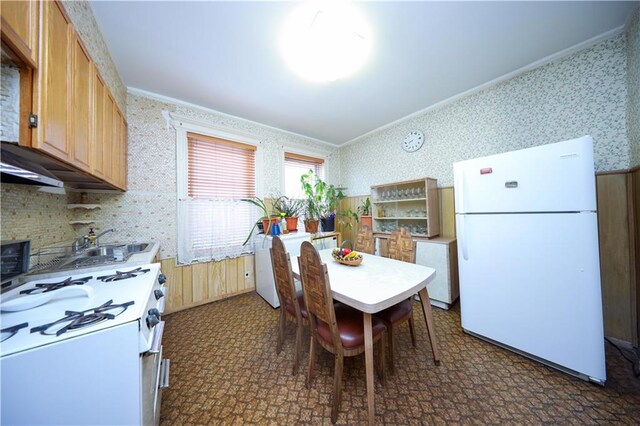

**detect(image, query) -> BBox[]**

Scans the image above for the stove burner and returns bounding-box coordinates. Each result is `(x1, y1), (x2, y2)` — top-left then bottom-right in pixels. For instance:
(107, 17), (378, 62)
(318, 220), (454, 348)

(20, 276), (93, 295)
(97, 267), (150, 282)
(31, 300), (135, 337)
(1, 322), (28, 342)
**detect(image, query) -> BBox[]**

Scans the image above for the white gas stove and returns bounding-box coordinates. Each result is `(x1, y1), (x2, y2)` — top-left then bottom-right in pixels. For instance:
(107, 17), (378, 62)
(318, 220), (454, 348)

(0, 263), (169, 425)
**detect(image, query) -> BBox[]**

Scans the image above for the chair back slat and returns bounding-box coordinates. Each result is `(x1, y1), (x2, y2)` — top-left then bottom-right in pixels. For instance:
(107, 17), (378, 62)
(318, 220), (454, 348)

(270, 236), (298, 309)
(298, 241), (337, 329)
(354, 225), (374, 255)
(387, 227), (416, 263)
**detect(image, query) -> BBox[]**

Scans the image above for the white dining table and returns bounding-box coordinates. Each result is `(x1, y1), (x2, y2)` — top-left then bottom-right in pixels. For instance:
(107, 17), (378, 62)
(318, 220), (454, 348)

(291, 249), (441, 425)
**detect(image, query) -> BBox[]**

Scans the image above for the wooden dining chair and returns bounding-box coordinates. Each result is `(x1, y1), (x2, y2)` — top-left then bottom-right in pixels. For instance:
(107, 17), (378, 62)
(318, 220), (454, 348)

(270, 236), (308, 374)
(297, 241), (386, 424)
(374, 227), (417, 373)
(354, 225), (374, 254)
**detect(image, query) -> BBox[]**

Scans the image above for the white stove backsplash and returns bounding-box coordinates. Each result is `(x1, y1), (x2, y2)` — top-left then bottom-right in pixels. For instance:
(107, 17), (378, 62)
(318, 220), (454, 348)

(0, 62), (20, 143)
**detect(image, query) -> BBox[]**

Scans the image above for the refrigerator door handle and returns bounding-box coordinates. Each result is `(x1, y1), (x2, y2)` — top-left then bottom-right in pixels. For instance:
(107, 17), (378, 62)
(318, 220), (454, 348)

(459, 215), (469, 261)
(455, 167), (465, 214)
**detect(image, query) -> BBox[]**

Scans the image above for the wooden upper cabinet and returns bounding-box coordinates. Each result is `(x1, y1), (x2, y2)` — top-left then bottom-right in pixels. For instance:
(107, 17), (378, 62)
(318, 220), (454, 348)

(1, 0), (39, 67)
(112, 107), (122, 186)
(92, 65), (106, 179)
(32, 0), (72, 162)
(120, 119), (128, 190)
(102, 93), (114, 183)
(70, 31), (92, 172)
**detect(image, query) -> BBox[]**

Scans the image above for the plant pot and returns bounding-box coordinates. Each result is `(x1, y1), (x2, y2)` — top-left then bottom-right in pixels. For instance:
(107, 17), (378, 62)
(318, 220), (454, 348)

(261, 218), (279, 234)
(360, 215), (373, 229)
(305, 219), (319, 233)
(285, 217), (299, 232)
(320, 216), (335, 232)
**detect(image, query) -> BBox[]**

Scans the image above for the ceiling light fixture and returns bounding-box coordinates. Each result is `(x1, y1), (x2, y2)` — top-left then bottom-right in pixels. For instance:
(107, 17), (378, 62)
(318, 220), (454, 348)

(280, 1), (372, 83)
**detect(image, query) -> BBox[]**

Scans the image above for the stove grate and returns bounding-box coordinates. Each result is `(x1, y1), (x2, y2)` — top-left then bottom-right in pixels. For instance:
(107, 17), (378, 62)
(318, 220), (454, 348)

(97, 267), (150, 282)
(31, 300), (135, 336)
(19, 276), (93, 295)
(1, 322), (28, 342)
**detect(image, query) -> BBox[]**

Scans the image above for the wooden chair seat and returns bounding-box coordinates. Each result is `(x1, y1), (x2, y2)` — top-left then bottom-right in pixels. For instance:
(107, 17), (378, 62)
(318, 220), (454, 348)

(373, 227), (417, 374)
(316, 303), (386, 349)
(271, 236), (306, 375)
(374, 298), (413, 324)
(298, 241), (386, 423)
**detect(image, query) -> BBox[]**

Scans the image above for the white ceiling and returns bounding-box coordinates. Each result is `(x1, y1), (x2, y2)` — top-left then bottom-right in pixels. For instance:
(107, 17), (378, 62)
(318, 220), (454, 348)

(90, 1), (637, 146)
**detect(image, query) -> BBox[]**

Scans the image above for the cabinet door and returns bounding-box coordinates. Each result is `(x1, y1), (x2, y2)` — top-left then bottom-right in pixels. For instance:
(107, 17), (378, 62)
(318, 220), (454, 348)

(112, 108), (122, 186)
(102, 93), (114, 183)
(70, 31), (92, 172)
(120, 117), (128, 189)
(1, 0), (39, 67)
(33, 0), (72, 162)
(92, 66), (106, 178)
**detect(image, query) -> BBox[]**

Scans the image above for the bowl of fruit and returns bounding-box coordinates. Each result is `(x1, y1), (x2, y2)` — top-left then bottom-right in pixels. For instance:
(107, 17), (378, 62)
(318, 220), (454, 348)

(332, 241), (363, 266)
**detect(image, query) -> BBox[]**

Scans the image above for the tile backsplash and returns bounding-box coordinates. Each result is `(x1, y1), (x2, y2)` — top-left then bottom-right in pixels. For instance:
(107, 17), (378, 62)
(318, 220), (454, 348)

(0, 184), (75, 251)
(1, 63), (20, 143)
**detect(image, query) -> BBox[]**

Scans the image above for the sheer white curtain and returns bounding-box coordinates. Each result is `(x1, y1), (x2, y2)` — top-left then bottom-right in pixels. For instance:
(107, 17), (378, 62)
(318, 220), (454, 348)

(177, 198), (257, 264)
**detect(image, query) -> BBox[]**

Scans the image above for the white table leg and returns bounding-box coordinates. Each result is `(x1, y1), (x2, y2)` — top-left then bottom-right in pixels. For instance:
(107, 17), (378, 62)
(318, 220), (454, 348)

(418, 287), (441, 365)
(364, 312), (375, 425)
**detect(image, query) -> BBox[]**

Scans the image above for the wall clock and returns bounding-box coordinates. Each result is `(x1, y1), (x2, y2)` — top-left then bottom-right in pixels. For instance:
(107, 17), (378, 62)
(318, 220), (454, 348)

(402, 130), (424, 152)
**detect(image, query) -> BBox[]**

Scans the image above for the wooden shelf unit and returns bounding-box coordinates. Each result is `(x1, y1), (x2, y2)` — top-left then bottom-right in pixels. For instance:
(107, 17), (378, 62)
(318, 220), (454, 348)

(370, 177), (440, 239)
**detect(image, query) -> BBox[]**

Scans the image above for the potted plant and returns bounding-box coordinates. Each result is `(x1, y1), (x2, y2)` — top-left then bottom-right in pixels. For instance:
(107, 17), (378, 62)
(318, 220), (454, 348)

(300, 170), (345, 232)
(357, 197), (372, 229)
(241, 197), (279, 245)
(272, 195), (304, 232)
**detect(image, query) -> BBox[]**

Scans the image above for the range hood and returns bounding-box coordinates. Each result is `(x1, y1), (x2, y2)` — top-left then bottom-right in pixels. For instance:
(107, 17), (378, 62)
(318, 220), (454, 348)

(0, 146), (64, 188)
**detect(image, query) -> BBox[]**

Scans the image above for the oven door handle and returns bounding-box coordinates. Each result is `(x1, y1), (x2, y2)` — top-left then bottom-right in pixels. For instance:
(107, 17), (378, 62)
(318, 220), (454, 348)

(148, 321), (164, 354)
(159, 359), (170, 389)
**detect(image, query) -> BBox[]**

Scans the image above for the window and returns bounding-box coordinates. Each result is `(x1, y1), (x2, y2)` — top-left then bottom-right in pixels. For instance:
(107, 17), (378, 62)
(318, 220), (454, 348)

(284, 152), (324, 198)
(178, 131), (258, 263)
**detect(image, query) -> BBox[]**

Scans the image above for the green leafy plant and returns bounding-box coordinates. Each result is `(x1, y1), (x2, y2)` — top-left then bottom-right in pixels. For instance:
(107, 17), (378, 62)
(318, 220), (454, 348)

(338, 208), (359, 229)
(272, 194), (304, 218)
(357, 197), (371, 216)
(241, 197), (276, 245)
(300, 170), (345, 219)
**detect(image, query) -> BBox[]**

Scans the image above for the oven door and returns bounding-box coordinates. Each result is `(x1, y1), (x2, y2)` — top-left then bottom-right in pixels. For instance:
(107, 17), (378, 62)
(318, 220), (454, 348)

(141, 321), (170, 426)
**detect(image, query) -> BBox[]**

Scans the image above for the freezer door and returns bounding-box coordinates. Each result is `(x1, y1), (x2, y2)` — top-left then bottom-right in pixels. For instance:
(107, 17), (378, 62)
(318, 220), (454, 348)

(453, 135), (597, 213)
(456, 212), (605, 382)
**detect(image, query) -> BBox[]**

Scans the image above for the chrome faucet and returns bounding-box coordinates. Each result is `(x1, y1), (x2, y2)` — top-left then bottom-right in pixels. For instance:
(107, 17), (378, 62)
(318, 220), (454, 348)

(72, 234), (90, 254)
(95, 228), (115, 247)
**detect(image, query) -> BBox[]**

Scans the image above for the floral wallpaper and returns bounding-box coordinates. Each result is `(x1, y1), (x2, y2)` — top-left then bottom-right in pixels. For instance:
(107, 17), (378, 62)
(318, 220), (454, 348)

(339, 34), (629, 193)
(627, 6), (640, 168)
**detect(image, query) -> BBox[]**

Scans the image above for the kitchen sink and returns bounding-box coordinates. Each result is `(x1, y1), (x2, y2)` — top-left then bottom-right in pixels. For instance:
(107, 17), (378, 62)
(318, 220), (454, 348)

(29, 242), (155, 274)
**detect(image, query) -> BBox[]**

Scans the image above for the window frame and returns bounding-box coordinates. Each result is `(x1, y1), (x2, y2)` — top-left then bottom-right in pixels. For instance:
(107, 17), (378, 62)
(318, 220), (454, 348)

(280, 145), (329, 197)
(172, 114), (264, 200)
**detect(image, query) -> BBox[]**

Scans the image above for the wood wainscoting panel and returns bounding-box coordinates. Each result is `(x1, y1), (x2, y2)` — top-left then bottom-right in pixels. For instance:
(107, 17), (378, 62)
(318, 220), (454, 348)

(439, 187), (456, 238)
(597, 173), (633, 342)
(161, 258), (183, 312)
(162, 255), (256, 314)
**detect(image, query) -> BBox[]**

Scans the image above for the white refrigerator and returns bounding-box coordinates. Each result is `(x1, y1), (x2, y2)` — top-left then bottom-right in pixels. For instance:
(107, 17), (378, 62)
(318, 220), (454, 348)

(453, 135), (606, 384)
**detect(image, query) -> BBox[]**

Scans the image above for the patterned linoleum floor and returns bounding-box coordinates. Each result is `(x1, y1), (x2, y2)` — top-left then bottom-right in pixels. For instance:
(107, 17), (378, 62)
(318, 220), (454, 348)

(160, 293), (640, 425)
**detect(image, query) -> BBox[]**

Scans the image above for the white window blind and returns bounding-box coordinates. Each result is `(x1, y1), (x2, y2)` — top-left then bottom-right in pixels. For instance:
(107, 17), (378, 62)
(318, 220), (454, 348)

(284, 152), (324, 199)
(177, 132), (257, 263)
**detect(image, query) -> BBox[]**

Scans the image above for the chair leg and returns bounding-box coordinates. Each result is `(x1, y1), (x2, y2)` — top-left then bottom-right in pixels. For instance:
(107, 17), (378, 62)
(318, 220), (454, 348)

(388, 324), (395, 374)
(331, 352), (344, 424)
(377, 335), (386, 386)
(277, 309), (286, 355)
(408, 315), (417, 347)
(293, 320), (303, 375)
(306, 334), (316, 389)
